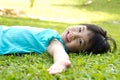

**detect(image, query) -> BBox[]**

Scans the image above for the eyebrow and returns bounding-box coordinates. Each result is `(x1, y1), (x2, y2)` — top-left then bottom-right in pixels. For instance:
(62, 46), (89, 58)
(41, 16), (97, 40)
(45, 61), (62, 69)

(82, 39), (86, 47)
(82, 27), (85, 31)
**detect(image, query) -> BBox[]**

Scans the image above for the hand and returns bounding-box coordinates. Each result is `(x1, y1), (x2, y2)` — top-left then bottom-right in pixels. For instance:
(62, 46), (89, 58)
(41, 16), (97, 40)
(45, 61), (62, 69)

(47, 60), (71, 75)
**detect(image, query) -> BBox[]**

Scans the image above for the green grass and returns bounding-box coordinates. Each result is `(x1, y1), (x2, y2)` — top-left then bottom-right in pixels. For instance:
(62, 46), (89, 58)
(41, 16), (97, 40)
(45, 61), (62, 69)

(0, 0), (120, 80)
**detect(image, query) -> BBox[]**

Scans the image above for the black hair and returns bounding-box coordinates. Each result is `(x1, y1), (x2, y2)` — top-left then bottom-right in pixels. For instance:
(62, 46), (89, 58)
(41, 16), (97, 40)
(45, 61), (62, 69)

(80, 24), (117, 54)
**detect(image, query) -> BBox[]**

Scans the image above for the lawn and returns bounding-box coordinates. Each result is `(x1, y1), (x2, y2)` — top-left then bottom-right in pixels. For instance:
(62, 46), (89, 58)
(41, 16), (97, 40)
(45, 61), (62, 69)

(0, 0), (120, 80)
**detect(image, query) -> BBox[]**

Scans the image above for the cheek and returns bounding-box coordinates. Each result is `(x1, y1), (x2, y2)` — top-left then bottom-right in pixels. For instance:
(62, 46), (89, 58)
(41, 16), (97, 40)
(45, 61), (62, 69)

(66, 40), (80, 52)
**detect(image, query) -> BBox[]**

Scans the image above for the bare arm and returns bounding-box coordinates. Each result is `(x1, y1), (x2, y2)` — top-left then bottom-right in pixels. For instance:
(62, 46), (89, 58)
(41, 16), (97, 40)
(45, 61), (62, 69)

(47, 40), (71, 74)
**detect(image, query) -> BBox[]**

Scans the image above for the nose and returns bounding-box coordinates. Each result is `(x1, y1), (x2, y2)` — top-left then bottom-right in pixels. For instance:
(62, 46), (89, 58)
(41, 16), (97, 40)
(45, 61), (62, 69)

(70, 31), (79, 40)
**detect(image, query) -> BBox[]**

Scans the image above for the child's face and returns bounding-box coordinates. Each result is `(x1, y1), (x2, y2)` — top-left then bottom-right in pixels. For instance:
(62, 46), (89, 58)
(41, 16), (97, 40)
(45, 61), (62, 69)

(61, 25), (94, 53)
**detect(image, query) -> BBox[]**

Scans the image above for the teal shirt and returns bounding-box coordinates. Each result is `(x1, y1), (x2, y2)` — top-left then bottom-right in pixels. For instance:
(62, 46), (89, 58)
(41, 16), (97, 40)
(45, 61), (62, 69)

(0, 26), (68, 55)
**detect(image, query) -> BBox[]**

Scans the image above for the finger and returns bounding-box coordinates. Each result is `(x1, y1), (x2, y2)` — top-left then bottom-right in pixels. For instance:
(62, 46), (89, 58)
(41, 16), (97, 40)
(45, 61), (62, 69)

(47, 67), (52, 72)
(65, 60), (71, 67)
(47, 65), (53, 72)
(49, 68), (63, 75)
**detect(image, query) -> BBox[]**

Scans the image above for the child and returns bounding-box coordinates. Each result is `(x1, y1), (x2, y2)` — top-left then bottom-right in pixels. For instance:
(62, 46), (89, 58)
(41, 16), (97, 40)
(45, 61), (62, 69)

(0, 24), (116, 74)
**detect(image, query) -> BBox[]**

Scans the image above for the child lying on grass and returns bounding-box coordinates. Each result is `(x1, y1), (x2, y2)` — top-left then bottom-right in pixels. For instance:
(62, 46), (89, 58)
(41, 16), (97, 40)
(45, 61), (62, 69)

(0, 24), (116, 74)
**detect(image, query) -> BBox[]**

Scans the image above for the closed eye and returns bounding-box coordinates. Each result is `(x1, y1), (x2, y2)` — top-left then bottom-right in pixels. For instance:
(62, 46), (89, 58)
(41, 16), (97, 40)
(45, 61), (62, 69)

(79, 28), (81, 32)
(79, 39), (86, 47)
(79, 39), (82, 45)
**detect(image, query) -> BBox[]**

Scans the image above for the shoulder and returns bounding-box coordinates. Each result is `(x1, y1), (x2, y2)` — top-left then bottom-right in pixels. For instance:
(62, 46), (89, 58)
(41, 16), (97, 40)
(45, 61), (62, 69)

(47, 39), (64, 53)
(48, 39), (64, 48)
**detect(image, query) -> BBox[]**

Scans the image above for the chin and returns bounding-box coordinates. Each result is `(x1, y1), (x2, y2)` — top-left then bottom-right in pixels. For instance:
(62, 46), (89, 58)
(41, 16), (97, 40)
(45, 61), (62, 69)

(61, 33), (66, 42)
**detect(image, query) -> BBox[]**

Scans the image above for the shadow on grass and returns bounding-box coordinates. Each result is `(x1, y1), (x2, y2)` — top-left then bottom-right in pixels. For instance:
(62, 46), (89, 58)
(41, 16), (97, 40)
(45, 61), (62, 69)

(0, 16), (70, 28)
(0, 16), (75, 35)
